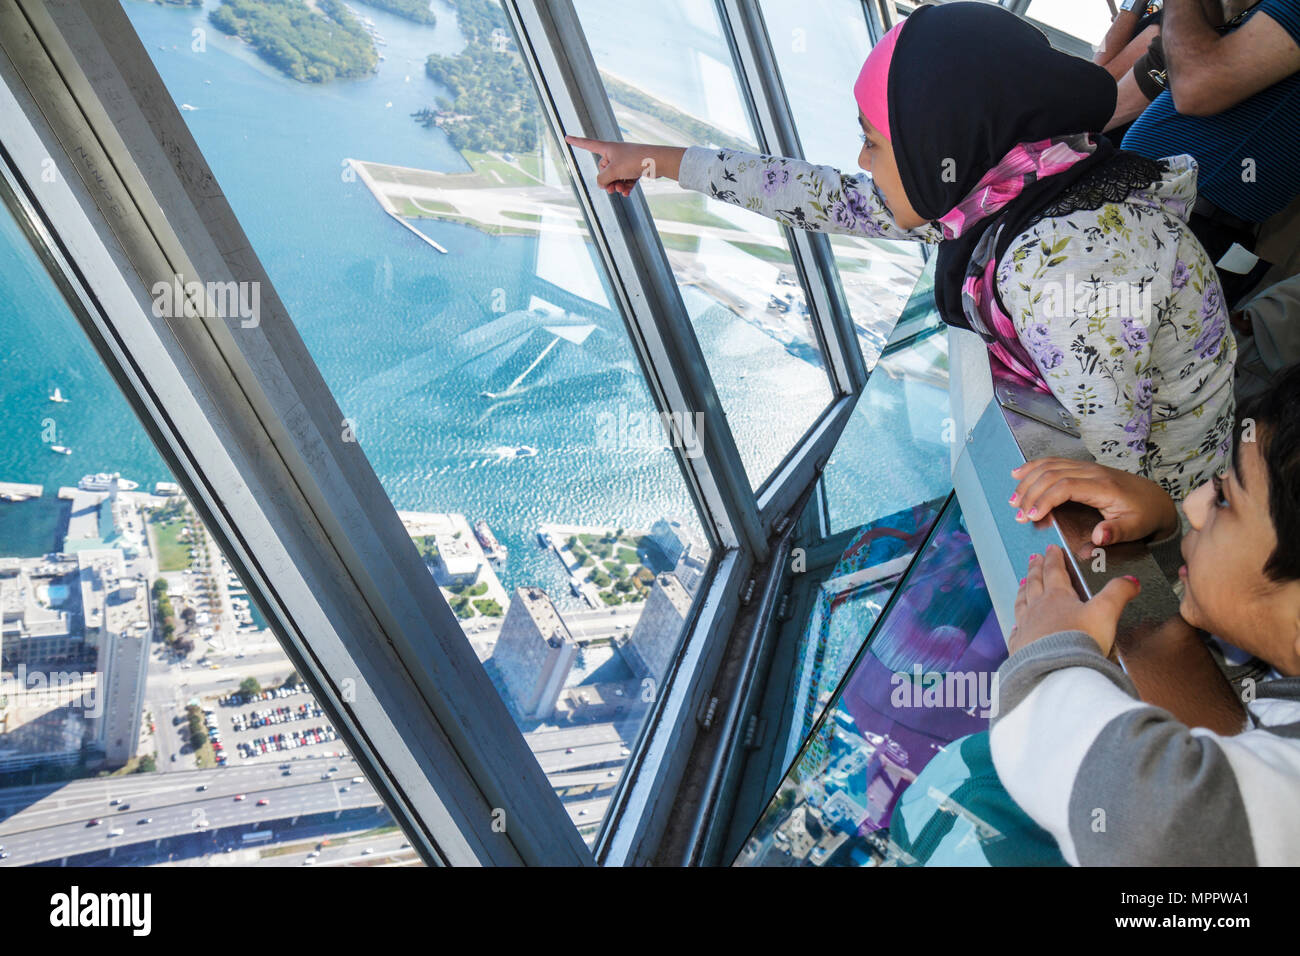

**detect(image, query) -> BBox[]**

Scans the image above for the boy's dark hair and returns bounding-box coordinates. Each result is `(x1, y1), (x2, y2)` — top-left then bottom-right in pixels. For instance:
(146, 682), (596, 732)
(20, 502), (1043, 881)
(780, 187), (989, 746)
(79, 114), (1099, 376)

(1234, 362), (1300, 583)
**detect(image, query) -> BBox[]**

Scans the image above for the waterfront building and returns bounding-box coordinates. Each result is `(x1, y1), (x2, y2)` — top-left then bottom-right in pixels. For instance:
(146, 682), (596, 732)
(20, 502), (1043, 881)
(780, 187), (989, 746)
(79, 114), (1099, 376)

(429, 532), (481, 588)
(622, 572), (692, 685)
(490, 587), (577, 721)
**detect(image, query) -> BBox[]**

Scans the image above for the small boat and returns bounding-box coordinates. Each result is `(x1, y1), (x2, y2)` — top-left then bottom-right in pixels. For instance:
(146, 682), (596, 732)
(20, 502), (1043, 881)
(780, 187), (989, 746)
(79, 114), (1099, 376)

(515, 445), (538, 458)
(49, 387), (69, 403)
(180, 103), (198, 112)
(50, 445), (72, 455)
(538, 531), (552, 548)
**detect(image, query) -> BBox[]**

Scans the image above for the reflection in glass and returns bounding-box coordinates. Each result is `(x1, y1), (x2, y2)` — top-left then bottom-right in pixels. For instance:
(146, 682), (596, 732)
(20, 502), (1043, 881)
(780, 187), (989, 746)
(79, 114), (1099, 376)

(572, 0), (837, 487)
(0, 186), (407, 866)
(123, 0), (712, 844)
(821, 261), (950, 534)
(757, 0), (927, 366)
(734, 500), (1006, 867)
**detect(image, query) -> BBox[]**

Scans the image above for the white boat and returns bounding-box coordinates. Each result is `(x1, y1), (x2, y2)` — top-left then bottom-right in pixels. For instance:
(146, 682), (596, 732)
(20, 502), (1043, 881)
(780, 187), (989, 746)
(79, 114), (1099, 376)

(50, 445), (72, 455)
(180, 103), (197, 111)
(515, 445), (538, 458)
(78, 472), (139, 492)
(48, 387), (69, 403)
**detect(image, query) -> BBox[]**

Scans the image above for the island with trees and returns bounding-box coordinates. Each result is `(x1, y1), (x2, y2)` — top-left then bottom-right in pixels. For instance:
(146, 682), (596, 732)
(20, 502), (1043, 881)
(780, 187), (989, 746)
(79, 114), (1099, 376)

(422, 0), (539, 154)
(209, 0), (378, 83)
(362, 0), (437, 24)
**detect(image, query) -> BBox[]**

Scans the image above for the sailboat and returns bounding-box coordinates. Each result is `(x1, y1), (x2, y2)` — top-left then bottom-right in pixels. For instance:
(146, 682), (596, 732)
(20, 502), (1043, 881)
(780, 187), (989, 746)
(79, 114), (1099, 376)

(49, 387), (69, 403)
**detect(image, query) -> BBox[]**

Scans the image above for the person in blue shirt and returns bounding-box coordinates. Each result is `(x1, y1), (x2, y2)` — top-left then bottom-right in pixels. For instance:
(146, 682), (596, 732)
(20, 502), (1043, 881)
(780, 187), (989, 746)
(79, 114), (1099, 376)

(1114, 0), (1300, 306)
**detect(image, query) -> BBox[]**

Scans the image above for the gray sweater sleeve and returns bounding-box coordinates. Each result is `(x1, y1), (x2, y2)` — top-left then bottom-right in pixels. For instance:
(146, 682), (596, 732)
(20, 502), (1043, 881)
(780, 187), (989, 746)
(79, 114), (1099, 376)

(990, 630), (1258, 866)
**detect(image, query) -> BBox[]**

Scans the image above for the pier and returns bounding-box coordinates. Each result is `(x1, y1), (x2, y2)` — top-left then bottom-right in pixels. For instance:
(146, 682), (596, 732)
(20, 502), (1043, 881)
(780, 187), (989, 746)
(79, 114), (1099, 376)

(0, 481), (43, 501)
(346, 158), (448, 254)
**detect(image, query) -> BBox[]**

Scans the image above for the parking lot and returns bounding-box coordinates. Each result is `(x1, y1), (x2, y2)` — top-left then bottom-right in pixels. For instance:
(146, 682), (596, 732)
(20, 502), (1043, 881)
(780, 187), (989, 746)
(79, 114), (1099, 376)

(200, 686), (344, 767)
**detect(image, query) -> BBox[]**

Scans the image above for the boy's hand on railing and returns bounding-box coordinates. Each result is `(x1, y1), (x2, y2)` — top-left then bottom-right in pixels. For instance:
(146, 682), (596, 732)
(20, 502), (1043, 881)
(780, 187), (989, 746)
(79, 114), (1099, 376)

(1009, 457), (1180, 546)
(1008, 545), (1141, 656)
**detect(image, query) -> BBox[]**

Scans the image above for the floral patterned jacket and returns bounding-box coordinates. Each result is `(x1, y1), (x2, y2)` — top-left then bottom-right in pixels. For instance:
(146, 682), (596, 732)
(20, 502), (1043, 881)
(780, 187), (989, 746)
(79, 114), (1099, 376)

(677, 146), (1236, 500)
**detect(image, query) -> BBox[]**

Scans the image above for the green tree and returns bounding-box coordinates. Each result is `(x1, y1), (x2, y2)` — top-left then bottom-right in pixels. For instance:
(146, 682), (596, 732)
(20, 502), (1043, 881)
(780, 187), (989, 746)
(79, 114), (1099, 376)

(240, 677), (262, 698)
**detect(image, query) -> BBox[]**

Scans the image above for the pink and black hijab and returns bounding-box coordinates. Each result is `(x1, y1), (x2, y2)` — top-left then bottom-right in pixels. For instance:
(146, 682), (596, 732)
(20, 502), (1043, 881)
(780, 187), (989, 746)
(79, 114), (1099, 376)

(858, 2), (1163, 387)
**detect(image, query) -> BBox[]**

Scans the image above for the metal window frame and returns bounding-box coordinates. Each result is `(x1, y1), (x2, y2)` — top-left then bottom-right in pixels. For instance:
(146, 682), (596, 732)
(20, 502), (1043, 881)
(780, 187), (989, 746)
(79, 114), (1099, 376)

(506, 0), (946, 860)
(2, 0), (598, 866)
(715, 0), (876, 527)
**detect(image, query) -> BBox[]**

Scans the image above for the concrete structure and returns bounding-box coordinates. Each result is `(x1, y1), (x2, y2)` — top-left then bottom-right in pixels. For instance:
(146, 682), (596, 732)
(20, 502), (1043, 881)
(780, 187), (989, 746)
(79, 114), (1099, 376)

(490, 587), (577, 721)
(622, 572), (692, 685)
(0, 557), (83, 669)
(650, 516), (709, 595)
(649, 516), (706, 567)
(76, 549), (151, 765)
(430, 532), (481, 588)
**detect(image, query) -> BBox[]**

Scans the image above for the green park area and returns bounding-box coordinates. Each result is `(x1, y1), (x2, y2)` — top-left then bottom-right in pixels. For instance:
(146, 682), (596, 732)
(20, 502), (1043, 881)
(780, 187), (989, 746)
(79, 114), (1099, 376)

(568, 530), (657, 607)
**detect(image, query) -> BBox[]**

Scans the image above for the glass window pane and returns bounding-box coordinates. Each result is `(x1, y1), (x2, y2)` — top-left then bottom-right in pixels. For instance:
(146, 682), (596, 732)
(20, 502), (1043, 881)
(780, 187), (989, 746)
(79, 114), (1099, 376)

(571, 0), (837, 487)
(1026, 0), (1114, 48)
(734, 499), (1006, 867)
(821, 261), (950, 534)
(0, 186), (410, 866)
(757, 0), (927, 366)
(123, 0), (713, 846)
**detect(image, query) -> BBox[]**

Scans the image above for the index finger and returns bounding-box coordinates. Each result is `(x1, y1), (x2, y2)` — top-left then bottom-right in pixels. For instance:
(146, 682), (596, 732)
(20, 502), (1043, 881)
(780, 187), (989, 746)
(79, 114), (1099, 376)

(564, 135), (606, 154)
(1041, 544), (1075, 595)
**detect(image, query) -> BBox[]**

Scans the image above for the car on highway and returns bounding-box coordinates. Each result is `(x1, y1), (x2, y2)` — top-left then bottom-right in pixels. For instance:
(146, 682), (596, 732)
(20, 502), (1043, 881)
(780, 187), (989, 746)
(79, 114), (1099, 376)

(302, 857), (315, 865)
(86, 819), (102, 827)
(351, 777), (363, 784)
(107, 828), (124, 837)
(109, 797), (121, 805)
(361, 848), (374, 855)
(138, 818), (152, 825)
(0, 850), (9, 860)
(234, 794), (246, 801)
(257, 798), (269, 806)
(116, 803), (130, 811)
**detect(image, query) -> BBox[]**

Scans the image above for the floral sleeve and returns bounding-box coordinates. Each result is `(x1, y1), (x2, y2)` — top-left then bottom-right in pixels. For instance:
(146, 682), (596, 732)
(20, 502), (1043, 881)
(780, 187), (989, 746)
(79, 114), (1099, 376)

(677, 145), (943, 243)
(998, 209), (1236, 500)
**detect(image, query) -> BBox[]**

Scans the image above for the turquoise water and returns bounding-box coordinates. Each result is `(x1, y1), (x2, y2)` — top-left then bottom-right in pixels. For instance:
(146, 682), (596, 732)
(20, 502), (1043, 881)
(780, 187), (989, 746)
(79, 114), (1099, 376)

(0, 0), (943, 605)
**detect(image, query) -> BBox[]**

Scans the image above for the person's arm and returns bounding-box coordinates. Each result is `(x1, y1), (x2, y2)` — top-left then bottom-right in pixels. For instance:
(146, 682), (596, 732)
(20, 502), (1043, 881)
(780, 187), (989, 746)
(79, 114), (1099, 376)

(989, 546), (1267, 866)
(1163, 0), (1300, 115)
(1095, 7), (1143, 66)
(1100, 22), (1162, 80)
(564, 135), (942, 243)
(674, 146), (942, 243)
(1105, 64), (1157, 129)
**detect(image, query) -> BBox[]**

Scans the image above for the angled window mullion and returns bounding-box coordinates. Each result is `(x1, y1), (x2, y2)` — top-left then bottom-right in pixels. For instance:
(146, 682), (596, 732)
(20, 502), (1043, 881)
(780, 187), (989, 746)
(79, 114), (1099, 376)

(718, 0), (868, 400)
(504, 0), (767, 562)
(714, 0), (873, 527)
(2, 0), (590, 867)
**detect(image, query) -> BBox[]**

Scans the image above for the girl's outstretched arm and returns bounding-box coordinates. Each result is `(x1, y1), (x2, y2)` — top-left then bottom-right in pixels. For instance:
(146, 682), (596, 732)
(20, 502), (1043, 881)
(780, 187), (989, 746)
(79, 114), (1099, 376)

(565, 135), (939, 243)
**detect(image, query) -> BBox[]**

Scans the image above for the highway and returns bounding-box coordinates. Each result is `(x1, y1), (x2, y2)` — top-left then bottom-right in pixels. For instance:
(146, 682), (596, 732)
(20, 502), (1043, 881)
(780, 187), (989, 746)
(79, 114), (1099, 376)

(0, 758), (378, 866)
